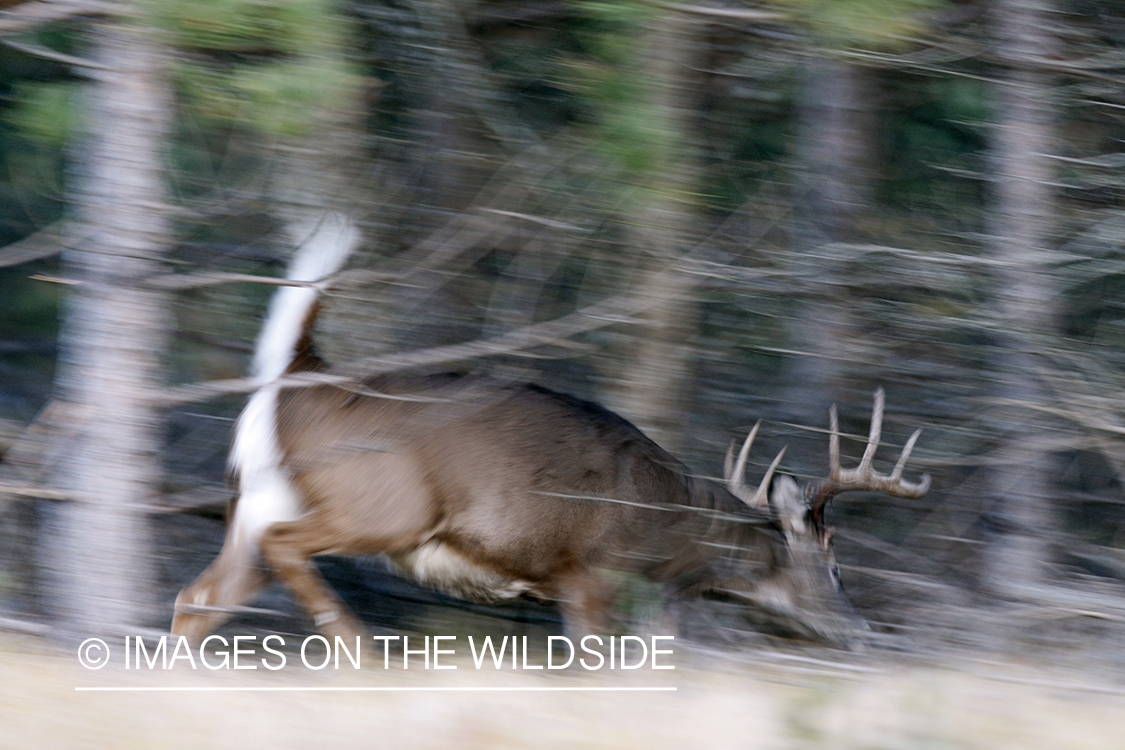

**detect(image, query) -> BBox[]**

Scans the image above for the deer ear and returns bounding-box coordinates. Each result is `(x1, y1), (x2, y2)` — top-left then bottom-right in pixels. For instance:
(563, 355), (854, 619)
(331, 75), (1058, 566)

(768, 475), (808, 536)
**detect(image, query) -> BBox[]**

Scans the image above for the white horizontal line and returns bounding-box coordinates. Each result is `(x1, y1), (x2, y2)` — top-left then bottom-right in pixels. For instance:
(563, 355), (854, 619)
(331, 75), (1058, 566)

(75, 686), (677, 693)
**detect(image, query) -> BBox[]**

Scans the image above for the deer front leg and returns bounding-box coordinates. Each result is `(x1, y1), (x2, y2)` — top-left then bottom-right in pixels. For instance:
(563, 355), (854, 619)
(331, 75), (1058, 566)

(554, 568), (617, 641)
(259, 517), (368, 643)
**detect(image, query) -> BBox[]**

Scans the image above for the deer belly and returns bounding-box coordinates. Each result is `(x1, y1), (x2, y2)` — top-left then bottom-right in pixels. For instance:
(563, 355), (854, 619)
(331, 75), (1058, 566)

(389, 541), (533, 603)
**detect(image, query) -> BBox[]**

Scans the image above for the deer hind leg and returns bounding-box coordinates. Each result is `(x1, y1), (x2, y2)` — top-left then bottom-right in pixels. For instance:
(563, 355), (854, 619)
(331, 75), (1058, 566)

(258, 512), (369, 642)
(258, 452), (438, 641)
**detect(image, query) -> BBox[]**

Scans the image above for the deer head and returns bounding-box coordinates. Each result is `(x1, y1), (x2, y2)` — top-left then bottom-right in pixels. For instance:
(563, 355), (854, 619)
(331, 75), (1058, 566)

(718, 387), (930, 644)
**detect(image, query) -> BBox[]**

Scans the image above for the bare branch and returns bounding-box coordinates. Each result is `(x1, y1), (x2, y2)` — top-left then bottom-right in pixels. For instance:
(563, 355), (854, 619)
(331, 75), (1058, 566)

(0, 0), (120, 33)
(159, 290), (656, 405)
(159, 376), (261, 406)
(0, 36), (114, 71)
(146, 268), (397, 292)
(0, 482), (70, 501)
(478, 207), (583, 231)
(637, 1), (786, 22)
(0, 222), (66, 268)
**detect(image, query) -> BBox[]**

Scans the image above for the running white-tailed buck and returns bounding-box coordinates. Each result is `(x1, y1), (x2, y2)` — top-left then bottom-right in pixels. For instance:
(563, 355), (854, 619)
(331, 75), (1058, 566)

(172, 214), (931, 646)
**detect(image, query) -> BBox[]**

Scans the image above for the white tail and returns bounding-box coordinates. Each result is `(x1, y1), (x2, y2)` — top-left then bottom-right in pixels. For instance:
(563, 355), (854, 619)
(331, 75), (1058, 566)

(250, 214), (359, 383)
(173, 237), (930, 646)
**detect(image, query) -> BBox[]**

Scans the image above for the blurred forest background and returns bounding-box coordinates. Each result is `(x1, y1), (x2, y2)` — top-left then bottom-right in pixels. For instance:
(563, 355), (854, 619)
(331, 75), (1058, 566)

(1, 0), (1125, 664)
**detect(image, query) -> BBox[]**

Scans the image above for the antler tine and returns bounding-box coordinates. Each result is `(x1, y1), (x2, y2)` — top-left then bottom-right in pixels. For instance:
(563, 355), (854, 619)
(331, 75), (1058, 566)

(750, 446), (787, 509)
(816, 388), (931, 506)
(725, 420), (761, 491)
(834, 387), (884, 485)
(856, 386), (884, 475)
(828, 403), (841, 482)
(891, 428), (922, 481)
(890, 428), (931, 496)
(726, 421), (787, 509)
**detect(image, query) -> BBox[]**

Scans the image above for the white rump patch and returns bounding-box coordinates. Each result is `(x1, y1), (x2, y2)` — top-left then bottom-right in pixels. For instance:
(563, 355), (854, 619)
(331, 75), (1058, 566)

(391, 541), (532, 603)
(228, 384), (302, 546)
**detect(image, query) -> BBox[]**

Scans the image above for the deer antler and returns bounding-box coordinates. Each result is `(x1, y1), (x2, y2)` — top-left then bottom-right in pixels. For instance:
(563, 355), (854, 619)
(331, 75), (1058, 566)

(810, 388), (930, 519)
(725, 420), (787, 509)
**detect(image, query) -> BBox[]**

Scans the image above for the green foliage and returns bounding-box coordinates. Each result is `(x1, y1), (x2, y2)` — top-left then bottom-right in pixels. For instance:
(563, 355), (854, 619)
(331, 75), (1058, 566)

(567, 49), (675, 178)
(774, 0), (948, 50)
(172, 54), (357, 136)
(575, 1), (650, 64)
(233, 57), (354, 136)
(144, 0), (361, 136)
(600, 107), (673, 176)
(564, 3), (678, 188)
(143, 0), (337, 55)
(4, 83), (78, 149)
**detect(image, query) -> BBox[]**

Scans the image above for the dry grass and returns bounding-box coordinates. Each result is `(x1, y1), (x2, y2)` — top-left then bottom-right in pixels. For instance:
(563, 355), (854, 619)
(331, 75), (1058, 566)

(2, 632), (1123, 750)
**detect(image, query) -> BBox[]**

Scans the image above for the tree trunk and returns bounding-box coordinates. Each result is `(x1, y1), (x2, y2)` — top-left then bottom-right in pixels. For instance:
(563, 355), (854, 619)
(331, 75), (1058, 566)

(42, 18), (173, 638)
(603, 8), (702, 452)
(982, 0), (1060, 596)
(785, 56), (879, 444)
